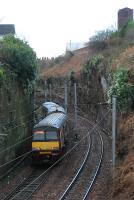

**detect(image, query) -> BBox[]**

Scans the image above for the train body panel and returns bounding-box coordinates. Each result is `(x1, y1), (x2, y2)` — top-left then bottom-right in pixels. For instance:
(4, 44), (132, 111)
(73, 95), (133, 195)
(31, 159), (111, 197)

(32, 141), (60, 152)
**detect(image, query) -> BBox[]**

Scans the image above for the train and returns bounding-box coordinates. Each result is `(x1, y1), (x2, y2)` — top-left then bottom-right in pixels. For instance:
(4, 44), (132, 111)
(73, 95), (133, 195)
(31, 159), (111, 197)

(32, 102), (67, 164)
(42, 101), (66, 116)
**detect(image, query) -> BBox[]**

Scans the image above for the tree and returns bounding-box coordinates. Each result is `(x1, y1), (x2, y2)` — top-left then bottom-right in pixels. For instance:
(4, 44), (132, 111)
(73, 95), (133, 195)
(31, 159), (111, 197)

(0, 35), (38, 88)
(108, 68), (134, 112)
(88, 29), (115, 50)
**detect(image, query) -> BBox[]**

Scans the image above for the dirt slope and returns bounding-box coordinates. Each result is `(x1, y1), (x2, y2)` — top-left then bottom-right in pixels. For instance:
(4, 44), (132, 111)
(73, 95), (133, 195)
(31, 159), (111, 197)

(39, 44), (134, 200)
(112, 46), (134, 71)
(112, 46), (134, 200)
(40, 47), (90, 78)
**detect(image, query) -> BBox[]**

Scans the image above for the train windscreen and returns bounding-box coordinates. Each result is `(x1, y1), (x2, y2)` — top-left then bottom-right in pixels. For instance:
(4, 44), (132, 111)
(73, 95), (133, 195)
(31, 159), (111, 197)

(46, 131), (58, 140)
(32, 130), (58, 141)
(32, 131), (45, 141)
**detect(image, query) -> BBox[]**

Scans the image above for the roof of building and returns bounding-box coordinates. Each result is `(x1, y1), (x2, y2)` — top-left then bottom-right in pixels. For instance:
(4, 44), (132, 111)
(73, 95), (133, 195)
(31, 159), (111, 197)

(0, 24), (15, 35)
(118, 7), (133, 13)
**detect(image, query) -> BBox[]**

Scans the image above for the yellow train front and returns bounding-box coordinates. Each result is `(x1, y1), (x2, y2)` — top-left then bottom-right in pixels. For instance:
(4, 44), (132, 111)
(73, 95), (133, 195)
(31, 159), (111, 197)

(32, 112), (67, 164)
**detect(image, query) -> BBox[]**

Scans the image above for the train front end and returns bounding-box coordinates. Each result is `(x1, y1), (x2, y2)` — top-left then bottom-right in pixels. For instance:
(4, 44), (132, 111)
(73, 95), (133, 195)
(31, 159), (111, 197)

(32, 128), (61, 164)
(32, 112), (67, 164)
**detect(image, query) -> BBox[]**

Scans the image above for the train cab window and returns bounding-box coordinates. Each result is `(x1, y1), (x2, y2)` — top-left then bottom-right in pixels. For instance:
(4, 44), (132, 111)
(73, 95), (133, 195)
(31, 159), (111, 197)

(32, 131), (45, 141)
(46, 131), (58, 140)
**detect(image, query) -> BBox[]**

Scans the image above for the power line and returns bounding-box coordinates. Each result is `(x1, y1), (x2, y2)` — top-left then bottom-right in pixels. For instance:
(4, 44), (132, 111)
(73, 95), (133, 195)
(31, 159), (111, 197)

(0, 106), (47, 154)
(0, 94), (34, 114)
(0, 151), (32, 169)
(0, 136), (32, 154)
(0, 101), (41, 126)
(0, 105), (43, 132)
(11, 110), (111, 199)
(0, 106), (46, 154)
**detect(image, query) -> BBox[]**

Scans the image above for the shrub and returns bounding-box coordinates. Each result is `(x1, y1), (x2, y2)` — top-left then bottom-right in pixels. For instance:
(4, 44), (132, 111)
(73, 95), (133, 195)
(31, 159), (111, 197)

(88, 29), (115, 51)
(0, 35), (38, 88)
(68, 70), (76, 85)
(108, 68), (134, 112)
(0, 67), (5, 83)
(119, 20), (134, 37)
(117, 143), (128, 158)
(82, 54), (104, 77)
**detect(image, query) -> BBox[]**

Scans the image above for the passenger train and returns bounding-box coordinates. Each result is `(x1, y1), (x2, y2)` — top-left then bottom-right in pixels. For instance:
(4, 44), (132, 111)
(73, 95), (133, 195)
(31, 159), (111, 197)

(32, 102), (67, 164)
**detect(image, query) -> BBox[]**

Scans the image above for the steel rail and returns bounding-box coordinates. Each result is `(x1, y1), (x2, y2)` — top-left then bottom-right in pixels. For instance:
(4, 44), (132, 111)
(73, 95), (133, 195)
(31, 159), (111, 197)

(77, 108), (112, 139)
(2, 112), (106, 200)
(0, 154), (29, 181)
(59, 114), (104, 200)
(59, 133), (91, 200)
(83, 122), (104, 200)
(2, 125), (92, 200)
(78, 115), (104, 200)
(2, 168), (47, 200)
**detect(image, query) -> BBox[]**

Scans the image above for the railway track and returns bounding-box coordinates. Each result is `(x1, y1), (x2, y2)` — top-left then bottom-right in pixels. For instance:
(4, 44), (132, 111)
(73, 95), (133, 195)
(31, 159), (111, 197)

(0, 153), (32, 182)
(31, 114), (105, 200)
(1, 127), (89, 200)
(1, 113), (105, 200)
(58, 115), (104, 200)
(31, 114), (92, 200)
(2, 167), (49, 200)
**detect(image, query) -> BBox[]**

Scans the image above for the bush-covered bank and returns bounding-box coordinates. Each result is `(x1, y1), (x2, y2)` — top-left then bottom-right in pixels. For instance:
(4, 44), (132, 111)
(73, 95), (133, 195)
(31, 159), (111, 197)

(0, 35), (38, 173)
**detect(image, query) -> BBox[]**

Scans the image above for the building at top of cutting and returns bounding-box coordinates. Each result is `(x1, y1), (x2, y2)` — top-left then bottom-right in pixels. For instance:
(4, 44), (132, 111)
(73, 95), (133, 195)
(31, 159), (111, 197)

(118, 7), (133, 29)
(0, 24), (15, 39)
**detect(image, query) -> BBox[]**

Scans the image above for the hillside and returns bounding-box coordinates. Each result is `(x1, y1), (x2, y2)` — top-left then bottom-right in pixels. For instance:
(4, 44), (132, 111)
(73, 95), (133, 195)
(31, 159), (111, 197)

(40, 47), (90, 78)
(112, 46), (134, 71)
(39, 40), (134, 199)
(111, 46), (134, 200)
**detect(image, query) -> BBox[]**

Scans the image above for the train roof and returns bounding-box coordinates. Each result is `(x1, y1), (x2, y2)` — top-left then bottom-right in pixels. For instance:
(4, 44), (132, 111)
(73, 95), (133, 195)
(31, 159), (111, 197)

(34, 112), (67, 130)
(42, 101), (66, 114)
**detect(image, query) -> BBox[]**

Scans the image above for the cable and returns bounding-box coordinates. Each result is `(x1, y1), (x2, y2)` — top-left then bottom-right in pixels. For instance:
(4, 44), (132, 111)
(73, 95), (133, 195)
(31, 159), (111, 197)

(0, 96), (34, 117)
(0, 150), (32, 169)
(1, 118), (33, 133)
(0, 103), (42, 127)
(0, 104), (43, 133)
(11, 110), (110, 199)
(0, 106), (44, 154)
(0, 88), (45, 124)
(0, 105), (110, 162)
(77, 107), (112, 137)
(0, 135), (32, 154)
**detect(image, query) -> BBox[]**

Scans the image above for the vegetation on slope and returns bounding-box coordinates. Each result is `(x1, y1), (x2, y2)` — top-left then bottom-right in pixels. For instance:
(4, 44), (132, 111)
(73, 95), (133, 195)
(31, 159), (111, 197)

(108, 68), (134, 112)
(40, 47), (90, 78)
(87, 23), (134, 199)
(0, 35), (38, 89)
(0, 35), (38, 173)
(38, 21), (134, 199)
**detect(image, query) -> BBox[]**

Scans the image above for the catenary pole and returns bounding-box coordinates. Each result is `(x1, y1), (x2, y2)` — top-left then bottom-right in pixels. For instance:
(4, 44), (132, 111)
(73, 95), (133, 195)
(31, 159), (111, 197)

(74, 83), (77, 129)
(64, 81), (68, 113)
(49, 83), (52, 101)
(112, 96), (116, 168)
(44, 80), (47, 102)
